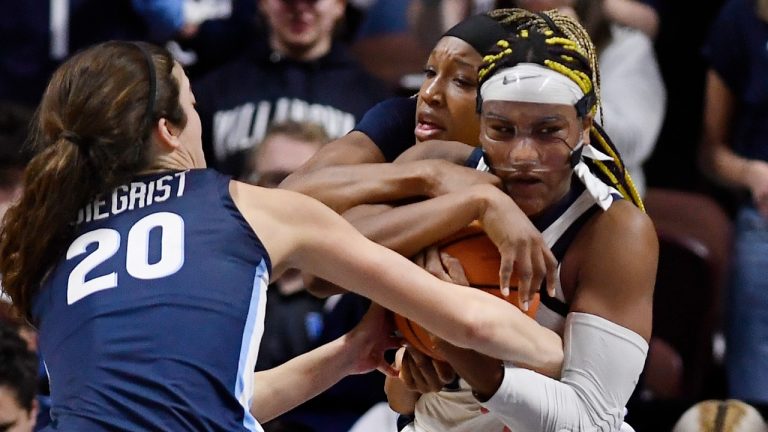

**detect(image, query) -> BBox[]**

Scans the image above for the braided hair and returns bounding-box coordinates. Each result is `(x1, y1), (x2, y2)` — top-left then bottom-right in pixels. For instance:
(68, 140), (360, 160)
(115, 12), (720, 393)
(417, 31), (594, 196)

(477, 8), (644, 210)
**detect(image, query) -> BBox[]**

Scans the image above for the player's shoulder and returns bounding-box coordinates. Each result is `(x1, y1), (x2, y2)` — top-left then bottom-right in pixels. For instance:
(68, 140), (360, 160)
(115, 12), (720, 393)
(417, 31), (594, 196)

(599, 199), (653, 233)
(230, 180), (331, 222)
(588, 199), (658, 256)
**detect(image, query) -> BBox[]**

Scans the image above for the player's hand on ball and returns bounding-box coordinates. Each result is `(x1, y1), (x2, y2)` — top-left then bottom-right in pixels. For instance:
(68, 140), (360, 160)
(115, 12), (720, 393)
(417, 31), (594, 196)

(414, 246), (469, 285)
(348, 303), (402, 377)
(479, 191), (557, 306)
(399, 346), (456, 393)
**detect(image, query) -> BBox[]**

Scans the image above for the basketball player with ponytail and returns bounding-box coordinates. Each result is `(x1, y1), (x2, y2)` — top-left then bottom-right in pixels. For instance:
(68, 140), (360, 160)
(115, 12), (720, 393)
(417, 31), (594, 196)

(381, 9), (657, 432)
(0, 40), (569, 431)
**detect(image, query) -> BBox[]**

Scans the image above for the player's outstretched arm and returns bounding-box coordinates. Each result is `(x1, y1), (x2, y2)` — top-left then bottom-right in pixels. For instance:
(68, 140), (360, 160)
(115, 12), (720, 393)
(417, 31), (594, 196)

(250, 304), (400, 422)
(476, 202), (657, 431)
(280, 132), (499, 214)
(278, 132), (426, 213)
(341, 181), (557, 311)
(230, 181), (563, 370)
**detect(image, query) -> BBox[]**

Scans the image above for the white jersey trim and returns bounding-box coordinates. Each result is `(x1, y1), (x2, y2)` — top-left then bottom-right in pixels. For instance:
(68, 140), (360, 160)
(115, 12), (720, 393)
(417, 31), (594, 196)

(234, 259), (270, 431)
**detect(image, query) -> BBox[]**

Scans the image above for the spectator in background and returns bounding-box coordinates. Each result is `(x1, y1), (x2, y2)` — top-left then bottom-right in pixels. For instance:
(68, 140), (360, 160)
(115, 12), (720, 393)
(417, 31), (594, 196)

(0, 319), (38, 432)
(406, 0), (511, 52)
(132, 0), (238, 44)
(644, 0), (725, 193)
(699, 0), (768, 416)
(602, 0), (660, 40)
(495, 0), (660, 38)
(0, 0), (259, 106)
(0, 103), (50, 431)
(0, 0), (148, 106)
(348, 0), (426, 90)
(0, 102), (32, 220)
(406, 0), (659, 48)
(131, 0), (258, 79)
(244, 121), (327, 188)
(194, 0), (391, 178)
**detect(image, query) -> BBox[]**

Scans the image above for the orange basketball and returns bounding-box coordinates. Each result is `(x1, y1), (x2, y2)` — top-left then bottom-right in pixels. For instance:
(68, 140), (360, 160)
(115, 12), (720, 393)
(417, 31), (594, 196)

(395, 222), (540, 361)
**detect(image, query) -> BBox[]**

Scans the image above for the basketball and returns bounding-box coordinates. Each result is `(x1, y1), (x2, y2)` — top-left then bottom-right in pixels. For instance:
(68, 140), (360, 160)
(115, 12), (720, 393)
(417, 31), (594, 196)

(395, 223), (541, 361)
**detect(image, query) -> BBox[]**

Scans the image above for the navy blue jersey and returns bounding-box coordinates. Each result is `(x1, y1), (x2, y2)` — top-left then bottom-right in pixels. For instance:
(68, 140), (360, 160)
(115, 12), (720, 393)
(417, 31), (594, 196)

(352, 96), (417, 162)
(32, 169), (271, 431)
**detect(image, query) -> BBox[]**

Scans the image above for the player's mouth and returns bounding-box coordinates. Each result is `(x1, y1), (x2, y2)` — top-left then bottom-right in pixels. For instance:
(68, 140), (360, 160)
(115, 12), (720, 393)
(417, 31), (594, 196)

(415, 112), (446, 141)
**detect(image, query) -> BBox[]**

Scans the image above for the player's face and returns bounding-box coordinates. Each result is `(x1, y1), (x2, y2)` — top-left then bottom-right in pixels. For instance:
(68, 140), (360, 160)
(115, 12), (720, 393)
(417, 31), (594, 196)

(415, 36), (483, 145)
(260, 0), (345, 56)
(0, 386), (36, 432)
(480, 100), (588, 216)
(172, 63), (205, 168)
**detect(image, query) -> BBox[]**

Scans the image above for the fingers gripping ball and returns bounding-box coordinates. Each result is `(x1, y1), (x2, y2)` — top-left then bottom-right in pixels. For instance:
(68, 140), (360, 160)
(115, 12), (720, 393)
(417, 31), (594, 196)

(395, 223), (541, 361)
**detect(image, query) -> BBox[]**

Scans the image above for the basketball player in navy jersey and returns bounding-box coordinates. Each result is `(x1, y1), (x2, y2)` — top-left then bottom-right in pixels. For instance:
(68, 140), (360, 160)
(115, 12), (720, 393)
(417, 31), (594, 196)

(0, 41), (567, 431)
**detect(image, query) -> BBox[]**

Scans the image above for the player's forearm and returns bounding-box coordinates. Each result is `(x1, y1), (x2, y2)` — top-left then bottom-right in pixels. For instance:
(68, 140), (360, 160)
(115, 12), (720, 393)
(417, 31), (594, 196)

(287, 188), (548, 362)
(482, 313), (647, 431)
(250, 334), (354, 422)
(279, 162), (433, 214)
(465, 306), (564, 378)
(435, 335), (562, 401)
(394, 139), (476, 165)
(349, 184), (496, 258)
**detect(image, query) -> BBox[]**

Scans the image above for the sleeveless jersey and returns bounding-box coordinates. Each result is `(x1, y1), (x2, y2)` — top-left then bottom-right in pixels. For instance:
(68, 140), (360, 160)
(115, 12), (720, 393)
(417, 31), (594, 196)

(32, 169), (271, 431)
(406, 150), (621, 432)
(352, 96), (417, 162)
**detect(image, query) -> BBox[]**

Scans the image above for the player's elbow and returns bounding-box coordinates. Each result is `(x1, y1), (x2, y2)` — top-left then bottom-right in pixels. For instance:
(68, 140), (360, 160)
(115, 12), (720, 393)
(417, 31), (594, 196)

(453, 304), (503, 353)
(532, 333), (565, 379)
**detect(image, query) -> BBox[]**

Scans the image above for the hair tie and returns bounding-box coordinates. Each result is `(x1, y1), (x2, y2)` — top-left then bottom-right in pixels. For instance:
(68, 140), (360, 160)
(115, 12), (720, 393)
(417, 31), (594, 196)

(60, 130), (83, 145)
(536, 11), (564, 37)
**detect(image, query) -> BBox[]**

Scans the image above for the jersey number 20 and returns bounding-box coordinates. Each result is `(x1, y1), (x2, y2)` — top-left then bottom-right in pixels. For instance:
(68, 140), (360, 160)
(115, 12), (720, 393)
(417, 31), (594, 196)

(66, 212), (185, 305)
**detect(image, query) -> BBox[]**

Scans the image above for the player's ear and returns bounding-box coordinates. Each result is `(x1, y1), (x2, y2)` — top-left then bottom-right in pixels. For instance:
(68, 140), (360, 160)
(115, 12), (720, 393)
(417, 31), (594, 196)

(154, 118), (182, 151)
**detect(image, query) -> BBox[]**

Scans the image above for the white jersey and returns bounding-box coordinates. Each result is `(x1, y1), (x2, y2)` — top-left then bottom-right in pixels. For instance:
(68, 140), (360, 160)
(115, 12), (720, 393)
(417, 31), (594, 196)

(406, 185), (619, 432)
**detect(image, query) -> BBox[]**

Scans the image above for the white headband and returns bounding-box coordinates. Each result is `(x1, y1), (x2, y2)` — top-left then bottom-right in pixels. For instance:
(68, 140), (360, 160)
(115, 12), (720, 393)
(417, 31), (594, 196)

(480, 63), (584, 106)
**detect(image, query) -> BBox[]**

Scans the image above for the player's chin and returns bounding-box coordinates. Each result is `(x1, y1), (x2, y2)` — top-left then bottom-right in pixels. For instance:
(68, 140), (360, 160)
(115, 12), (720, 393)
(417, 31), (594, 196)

(505, 193), (548, 217)
(414, 128), (448, 143)
(502, 181), (546, 199)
